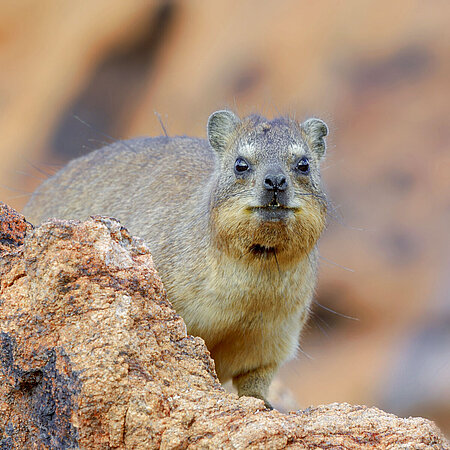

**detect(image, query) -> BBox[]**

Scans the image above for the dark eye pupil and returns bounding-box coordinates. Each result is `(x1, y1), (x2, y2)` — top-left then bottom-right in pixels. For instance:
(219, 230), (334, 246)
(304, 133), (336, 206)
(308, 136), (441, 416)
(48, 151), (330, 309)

(235, 158), (249, 173)
(297, 157), (309, 173)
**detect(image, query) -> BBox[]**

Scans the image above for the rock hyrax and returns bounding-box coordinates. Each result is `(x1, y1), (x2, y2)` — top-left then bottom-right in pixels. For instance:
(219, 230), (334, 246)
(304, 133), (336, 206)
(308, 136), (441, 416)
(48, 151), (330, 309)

(24, 110), (329, 408)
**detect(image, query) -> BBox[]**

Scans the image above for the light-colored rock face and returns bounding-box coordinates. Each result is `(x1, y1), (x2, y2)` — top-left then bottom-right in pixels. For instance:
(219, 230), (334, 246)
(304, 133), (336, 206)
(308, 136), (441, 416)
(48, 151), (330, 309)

(0, 204), (448, 449)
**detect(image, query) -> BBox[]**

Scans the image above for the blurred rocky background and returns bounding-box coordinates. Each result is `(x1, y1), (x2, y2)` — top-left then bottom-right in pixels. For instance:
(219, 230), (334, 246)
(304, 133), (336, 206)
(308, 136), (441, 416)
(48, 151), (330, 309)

(1, 0), (449, 435)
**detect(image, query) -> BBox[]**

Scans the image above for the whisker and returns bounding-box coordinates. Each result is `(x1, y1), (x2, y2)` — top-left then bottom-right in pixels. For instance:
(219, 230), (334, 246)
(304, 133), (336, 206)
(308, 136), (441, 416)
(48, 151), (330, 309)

(312, 310), (332, 330)
(40, 162), (63, 167)
(314, 301), (359, 321)
(320, 158), (345, 172)
(310, 314), (330, 337)
(273, 249), (281, 277)
(319, 255), (355, 273)
(297, 344), (314, 360)
(87, 138), (111, 147)
(73, 114), (156, 171)
(238, 247), (253, 260)
(4, 193), (34, 201)
(298, 192), (326, 200)
(0, 185), (33, 195)
(154, 111), (169, 137)
(22, 157), (52, 178)
(326, 213), (366, 232)
(73, 114), (137, 155)
(323, 198), (366, 232)
(15, 170), (46, 181)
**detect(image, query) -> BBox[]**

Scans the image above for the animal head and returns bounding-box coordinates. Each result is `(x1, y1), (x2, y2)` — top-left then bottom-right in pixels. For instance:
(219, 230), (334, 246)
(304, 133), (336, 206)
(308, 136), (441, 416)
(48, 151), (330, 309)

(207, 110), (328, 265)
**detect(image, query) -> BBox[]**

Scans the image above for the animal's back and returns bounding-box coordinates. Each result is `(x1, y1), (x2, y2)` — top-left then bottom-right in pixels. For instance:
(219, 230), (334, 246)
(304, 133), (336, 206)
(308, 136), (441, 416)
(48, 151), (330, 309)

(24, 136), (215, 247)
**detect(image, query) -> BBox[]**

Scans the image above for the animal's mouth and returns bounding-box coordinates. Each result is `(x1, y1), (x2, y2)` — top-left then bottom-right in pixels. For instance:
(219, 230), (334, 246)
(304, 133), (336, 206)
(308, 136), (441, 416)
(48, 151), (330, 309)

(249, 204), (297, 222)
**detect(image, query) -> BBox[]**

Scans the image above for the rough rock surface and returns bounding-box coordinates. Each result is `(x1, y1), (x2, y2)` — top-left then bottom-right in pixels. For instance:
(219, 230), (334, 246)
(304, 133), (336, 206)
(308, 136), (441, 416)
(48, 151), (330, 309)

(0, 206), (447, 449)
(0, 202), (33, 254)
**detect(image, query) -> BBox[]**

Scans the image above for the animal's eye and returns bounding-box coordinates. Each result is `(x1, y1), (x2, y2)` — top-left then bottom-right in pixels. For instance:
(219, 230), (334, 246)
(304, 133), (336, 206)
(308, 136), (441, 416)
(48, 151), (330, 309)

(296, 157), (310, 174)
(234, 157), (250, 173)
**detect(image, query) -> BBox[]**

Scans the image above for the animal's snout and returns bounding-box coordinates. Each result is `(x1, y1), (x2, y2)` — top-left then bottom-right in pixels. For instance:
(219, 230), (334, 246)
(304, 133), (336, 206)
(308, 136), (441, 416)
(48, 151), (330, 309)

(263, 173), (287, 192)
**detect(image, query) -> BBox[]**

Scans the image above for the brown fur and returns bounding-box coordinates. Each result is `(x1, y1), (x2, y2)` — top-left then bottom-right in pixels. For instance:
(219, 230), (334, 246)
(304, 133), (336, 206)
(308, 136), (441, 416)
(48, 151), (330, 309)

(23, 110), (329, 408)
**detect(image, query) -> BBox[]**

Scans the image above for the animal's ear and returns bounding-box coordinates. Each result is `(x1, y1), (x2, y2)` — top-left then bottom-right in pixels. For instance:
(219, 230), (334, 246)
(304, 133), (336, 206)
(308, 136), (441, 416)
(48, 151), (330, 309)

(207, 110), (241, 153)
(301, 118), (328, 159)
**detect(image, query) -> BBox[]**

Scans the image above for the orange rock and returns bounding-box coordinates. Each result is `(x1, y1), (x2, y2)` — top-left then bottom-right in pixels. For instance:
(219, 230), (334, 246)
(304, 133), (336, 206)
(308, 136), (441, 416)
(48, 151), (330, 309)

(0, 206), (447, 448)
(0, 202), (32, 254)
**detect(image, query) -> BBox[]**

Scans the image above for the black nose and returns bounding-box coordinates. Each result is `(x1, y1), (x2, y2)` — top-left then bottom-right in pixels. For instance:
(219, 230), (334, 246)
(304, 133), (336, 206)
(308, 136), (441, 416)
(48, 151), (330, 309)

(264, 173), (287, 192)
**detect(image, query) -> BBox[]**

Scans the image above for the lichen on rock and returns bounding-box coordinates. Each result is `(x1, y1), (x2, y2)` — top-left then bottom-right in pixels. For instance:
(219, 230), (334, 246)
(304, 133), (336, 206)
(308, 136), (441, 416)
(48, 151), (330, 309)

(0, 205), (448, 449)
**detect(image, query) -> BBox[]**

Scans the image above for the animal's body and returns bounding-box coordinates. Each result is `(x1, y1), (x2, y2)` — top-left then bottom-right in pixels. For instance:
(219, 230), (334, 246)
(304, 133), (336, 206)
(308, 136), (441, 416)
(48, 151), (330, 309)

(24, 110), (329, 407)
